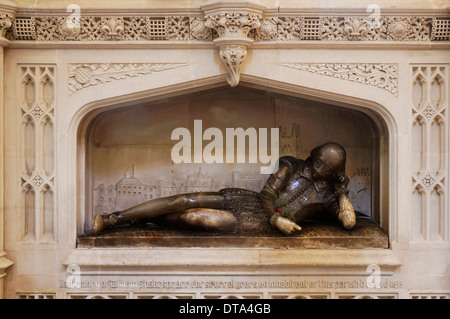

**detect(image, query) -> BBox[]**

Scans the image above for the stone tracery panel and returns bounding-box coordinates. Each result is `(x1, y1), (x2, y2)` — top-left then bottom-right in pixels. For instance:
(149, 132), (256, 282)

(18, 65), (56, 242)
(410, 65), (448, 243)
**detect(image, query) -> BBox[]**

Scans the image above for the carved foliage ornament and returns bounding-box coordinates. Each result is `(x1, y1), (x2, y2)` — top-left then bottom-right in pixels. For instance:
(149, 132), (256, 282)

(202, 3), (265, 86)
(190, 17), (212, 40)
(0, 13), (13, 38)
(219, 45), (248, 87)
(204, 12), (262, 39)
(4, 15), (449, 42)
(259, 17), (278, 40)
(280, 63), (398, 96)
(100, 17), (124, 40)
(387, 17), (430, 41)
(68, 63), (189, 94)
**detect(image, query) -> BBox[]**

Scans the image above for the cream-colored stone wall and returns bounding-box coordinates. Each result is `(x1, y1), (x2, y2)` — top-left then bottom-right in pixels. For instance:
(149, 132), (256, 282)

(11, 0), (450, 10)
(0, 0), (449, 299)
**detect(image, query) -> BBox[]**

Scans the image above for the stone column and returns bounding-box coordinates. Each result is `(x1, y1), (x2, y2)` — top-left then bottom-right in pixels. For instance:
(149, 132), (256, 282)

(0, 0), (16, 299)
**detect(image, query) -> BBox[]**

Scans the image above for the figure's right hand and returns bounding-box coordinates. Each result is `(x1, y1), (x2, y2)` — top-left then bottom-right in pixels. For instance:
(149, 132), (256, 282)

(274, 216), (302, 236)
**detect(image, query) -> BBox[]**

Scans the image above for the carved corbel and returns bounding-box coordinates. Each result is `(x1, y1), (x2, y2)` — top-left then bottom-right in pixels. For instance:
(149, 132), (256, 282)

(218, 44), (248, 86)
(202, 0), (266, 86)
(0, 0), (16, 45)
(0, 13), (12, 36)
(0, 252), (14, 279)
(0, 12), (13, 46)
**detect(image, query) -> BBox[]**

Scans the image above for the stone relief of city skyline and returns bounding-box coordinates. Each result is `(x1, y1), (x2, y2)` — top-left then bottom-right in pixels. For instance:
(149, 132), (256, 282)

(93, 122), (371, 217)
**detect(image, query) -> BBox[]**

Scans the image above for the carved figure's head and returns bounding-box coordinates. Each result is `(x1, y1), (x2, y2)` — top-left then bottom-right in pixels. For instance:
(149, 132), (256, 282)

(310, 142), (346, 180)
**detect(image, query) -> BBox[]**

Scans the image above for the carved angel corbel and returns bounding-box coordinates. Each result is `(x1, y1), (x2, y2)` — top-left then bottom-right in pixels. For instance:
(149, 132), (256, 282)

(201, 0), (266, 86)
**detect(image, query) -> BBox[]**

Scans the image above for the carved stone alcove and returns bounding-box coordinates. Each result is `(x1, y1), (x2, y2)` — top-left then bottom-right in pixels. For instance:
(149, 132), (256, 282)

(3, 0), (450, 300)
(76, 84), (389, 249)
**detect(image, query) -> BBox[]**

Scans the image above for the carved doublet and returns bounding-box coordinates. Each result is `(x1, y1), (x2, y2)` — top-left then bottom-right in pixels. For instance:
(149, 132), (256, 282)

(265, 157), (339, 222)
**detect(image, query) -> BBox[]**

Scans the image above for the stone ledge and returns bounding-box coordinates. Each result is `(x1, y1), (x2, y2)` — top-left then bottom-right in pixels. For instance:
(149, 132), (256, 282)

(8, 41), (450, 50)
(63, 247), (402, 274)
(78, 215), (388, 249)
(69, 216), (400, 274)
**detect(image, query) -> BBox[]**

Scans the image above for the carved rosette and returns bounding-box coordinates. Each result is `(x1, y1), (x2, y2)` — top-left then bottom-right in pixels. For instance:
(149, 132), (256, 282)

(387, 19), (411, 40)
(202, 1), (266, 86)
(189, 17), (212, 40)
(259, 17), (278, 40)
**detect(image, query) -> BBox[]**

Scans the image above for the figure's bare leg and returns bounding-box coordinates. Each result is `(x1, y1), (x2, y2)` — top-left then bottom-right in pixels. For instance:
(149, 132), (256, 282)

(92, 192), (225, 234)
(145, 209), (237, 232)
(179, 208), (237, 232)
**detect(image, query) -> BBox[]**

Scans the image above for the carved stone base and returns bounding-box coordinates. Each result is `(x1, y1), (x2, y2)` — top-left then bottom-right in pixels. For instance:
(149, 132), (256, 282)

(78, 214), (388, 249)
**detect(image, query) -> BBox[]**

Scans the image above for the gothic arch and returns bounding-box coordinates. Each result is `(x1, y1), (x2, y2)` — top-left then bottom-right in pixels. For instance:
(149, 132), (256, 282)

(71, 75), (397, 242)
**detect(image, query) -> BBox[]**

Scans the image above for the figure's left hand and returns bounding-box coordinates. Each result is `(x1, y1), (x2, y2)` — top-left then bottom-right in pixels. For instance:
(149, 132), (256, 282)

(338, 195), (356, 230)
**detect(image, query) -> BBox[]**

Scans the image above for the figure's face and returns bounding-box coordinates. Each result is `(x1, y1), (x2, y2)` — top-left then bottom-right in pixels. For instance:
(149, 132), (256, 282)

(311, 145), (345, 180)
(312, 156), (334, 180)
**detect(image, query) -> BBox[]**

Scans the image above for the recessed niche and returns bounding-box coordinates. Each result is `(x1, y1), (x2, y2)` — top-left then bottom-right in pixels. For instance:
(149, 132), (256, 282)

(78, 86), (388, 248)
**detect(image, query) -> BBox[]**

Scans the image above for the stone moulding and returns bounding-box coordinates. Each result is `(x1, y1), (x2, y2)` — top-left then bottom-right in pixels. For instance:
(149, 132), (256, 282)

(5, 14), (450, 43)
(279, 63), (399, 96)
(63, 248), (402, 274)
(68, 63), (189, 95)
(4, 6), (447, 89)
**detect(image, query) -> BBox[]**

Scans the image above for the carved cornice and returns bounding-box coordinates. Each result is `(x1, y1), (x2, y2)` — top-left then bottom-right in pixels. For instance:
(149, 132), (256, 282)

(202, 1), (265, 41)
(279, 63), (399, 96)
(68, 63), (189, 95)
(5, 13), (449, 42)
(4, 3), (448, 89)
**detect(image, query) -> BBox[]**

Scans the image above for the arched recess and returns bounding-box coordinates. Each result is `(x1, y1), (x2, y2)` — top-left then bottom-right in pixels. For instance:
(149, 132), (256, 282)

(72, 75), (396, 244)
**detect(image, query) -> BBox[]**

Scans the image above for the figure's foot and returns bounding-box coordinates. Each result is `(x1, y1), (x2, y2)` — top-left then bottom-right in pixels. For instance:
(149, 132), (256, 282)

(92, 213), (118, 235)
(180, 208), (237, 232)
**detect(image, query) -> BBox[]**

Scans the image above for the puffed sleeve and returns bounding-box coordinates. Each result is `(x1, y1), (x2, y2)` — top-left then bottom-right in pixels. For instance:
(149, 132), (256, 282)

(259, 156), (298, 216)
